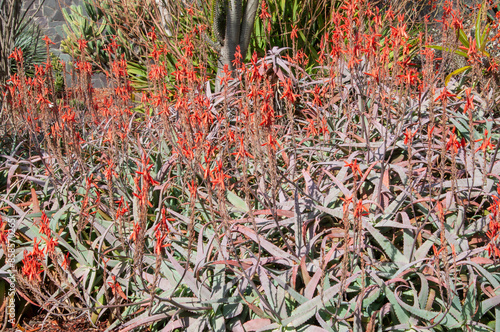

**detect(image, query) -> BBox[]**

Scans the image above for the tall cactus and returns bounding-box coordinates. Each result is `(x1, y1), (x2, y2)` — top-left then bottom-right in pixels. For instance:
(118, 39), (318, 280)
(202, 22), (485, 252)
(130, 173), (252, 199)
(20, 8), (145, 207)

(214, 0), (259, 92)
(211, 0), (227, 46)
(155, 0), (259, 92)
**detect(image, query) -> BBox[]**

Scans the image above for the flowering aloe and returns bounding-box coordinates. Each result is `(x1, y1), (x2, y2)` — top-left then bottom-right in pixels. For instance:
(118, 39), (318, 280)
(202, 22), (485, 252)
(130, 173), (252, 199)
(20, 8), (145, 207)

(427, 4), (498, 86)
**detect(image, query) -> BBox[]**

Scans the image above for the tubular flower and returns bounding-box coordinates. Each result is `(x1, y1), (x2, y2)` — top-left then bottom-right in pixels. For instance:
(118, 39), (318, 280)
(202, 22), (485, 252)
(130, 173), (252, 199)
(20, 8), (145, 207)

(0, 218), (7, 245)
(22, 250), (43, 282)
(129, 222), (141, 242)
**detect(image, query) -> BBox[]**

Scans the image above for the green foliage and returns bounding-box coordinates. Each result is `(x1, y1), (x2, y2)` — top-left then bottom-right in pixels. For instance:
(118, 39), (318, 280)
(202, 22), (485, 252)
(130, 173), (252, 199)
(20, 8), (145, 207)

(426, 6), (499, 88)
(61, 0), (158, 68)
(251, 0), (339, 67)
(11, 23), (46, 77)
(61, 4), (110, 65)
(50, 53), (65, 96)
(61, 0), (218, 92)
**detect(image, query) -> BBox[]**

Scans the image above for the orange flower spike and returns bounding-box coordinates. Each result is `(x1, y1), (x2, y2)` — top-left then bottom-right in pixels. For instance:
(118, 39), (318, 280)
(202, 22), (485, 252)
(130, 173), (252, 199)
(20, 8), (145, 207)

(136, 154), (159, 186)
(281, 78), (298, 103)
(233, 136), (254, 161)
(259, 0), (271, 26)
(353, 200), (369, 218)
(218, 64), (233, 86)
(0, 218), (7, 245)
(290, 25), (298, 41)
(61, 108), (76, 124)
(42, 35), (55, 46)
(77, 39), (88, 52)
(154, 232), (169, 255)
(200, 156), (213, 180)
(108, 276), (128, 300)
(340, 195), (353, 215)
(344, 160), (361, 177)
(403, 128), (416, 145)
(74, 132), (85, 145)
(435, 201), (445, 221)
(225, 129), (236, 143)
(365, 68), (380, 84)
(42, 235), (58, 254)
(232, 45), (243, 68)
(475, 130), (494, 153)
(312, 86), (323, 106)
(22, 250), (43, 282)
(494, 245), (500, 259)
(463, 88), (474, 114)
(446, 127), (463, 153)
(249, 51), (262, 82)
(489, 196), (500, 218)
(147, 27), (157, 41)
(181, 35), (194, 58)
(61, 252), (70, 270)
(435, 87), (456, 105)
(108, 276), (117, 289)
(177, 136), (194, 160)
(129, 222), (141, 242)
(372, 7), (383, 27)
(450, 11), (463, 31)
(487, 59), (499, 73)
(319, 117), (329, 137)
(149, 64), (168, 81)
(427, 125), (435, 141)
(398, 68), (420, 86)
(36, 95), (51, 106)
(432, 244), (438, 256)
(187, 179), (198, 198)
(8, 48), (23, 63)
(160, 207), (173, 232)
(149, 44), (162, 61)
(38, 212), (51, 237)
(262, 133), (281, 151)
(104, 161), (118, 182)
(210, 160), (230, 191)
(306, 118), (318, 138)
(486, 229), (497, 241)
(86, 175), (97, 190)
(106, 36), (119, 55)
(76, 60), (92, 75)
(115, 197), (130, 219)
(259, 100), (275, 127)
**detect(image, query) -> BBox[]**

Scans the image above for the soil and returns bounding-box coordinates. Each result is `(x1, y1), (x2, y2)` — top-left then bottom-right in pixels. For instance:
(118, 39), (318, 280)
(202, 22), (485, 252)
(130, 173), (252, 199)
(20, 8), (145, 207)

(4, 313), (109, 332)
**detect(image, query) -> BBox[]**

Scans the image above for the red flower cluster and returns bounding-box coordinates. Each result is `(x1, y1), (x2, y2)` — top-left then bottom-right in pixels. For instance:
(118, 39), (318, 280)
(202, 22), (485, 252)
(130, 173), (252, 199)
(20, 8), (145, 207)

(37, 212), (58, 255)
(0, 218), (8, 245)
(487, 189), (500, 259)
(22, 238), (44, 282)
(154, 207), (172, 255)
(133, 154), (160, 208)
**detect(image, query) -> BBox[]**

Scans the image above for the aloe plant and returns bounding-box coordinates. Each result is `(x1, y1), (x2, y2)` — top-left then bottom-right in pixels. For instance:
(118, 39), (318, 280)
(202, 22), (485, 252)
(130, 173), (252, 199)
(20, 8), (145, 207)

(3, 0), (500, 331)
(11, 23), (47, 78)
(426, 5), (499, 87)
(61, 4), (109, 65)
(61, 0), (159, 70)
(0, 0), (44, 84)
